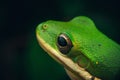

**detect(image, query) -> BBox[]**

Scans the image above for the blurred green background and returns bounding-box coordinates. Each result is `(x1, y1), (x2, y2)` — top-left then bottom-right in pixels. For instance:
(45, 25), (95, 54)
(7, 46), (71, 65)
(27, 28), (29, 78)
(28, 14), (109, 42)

(0, 0), (120, 80)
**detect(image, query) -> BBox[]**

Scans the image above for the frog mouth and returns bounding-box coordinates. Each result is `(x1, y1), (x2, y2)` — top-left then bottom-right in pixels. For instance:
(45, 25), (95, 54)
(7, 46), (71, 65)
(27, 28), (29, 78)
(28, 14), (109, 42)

(36, 32), (101, 80)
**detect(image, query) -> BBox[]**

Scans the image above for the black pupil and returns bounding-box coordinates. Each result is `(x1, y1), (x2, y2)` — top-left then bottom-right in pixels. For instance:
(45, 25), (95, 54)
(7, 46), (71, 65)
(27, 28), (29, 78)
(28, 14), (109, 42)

(58, 36), (67, 46)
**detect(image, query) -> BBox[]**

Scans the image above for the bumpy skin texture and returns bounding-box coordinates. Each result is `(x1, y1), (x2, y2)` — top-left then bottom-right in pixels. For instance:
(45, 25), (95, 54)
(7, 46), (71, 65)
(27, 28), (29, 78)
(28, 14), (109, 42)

(36, 16), (120, 80)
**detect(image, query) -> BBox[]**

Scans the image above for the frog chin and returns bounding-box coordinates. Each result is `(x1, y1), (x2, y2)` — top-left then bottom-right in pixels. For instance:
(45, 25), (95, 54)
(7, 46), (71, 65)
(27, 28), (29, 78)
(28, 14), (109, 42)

(36, 32), (101, 80)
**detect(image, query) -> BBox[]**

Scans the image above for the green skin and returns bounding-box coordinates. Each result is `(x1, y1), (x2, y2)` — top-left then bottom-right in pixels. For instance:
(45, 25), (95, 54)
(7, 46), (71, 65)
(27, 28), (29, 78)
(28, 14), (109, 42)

(36, 16), (120, 80)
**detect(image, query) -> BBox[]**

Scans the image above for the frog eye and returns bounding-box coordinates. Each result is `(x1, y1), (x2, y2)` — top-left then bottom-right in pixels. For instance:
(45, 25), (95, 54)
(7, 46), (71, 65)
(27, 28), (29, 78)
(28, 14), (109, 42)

(57, 33), (73, 54)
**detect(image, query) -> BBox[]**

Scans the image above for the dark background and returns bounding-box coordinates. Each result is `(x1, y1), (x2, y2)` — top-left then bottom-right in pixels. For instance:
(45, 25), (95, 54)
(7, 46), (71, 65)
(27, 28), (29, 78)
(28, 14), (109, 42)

(0, 0), (120, 80)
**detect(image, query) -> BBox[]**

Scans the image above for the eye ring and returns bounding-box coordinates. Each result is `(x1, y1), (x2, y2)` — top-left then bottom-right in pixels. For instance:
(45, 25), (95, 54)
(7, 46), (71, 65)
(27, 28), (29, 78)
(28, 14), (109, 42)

(57, 33), (73, 54)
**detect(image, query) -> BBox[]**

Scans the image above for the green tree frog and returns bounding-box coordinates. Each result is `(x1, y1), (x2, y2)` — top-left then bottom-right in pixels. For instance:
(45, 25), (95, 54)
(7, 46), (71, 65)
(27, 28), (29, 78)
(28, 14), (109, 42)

(36, 16), (120, 80)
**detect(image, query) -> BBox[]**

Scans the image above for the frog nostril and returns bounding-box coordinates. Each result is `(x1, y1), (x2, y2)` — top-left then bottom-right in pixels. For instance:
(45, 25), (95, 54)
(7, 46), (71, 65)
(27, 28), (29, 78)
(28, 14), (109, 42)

(41, 24), (48, 32)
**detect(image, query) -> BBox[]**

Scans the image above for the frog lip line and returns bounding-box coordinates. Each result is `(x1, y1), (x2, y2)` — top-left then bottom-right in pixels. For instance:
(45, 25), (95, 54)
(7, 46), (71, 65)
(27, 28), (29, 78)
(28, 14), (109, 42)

(36, 32), (101, 80)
